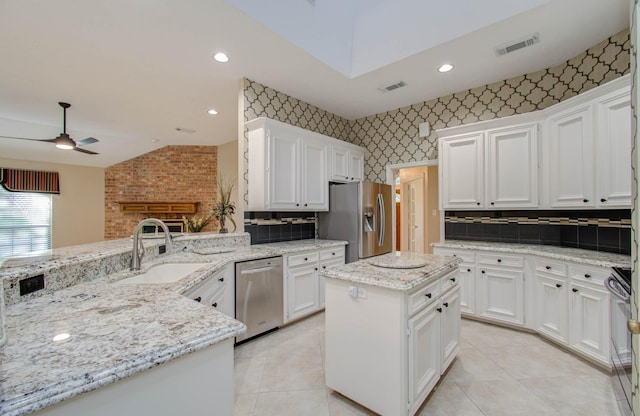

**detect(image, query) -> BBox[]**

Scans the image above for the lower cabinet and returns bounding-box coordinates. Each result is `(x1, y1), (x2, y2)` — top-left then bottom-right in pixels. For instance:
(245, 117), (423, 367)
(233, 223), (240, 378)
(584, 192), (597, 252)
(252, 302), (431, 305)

(535, 273), (568, 344)
(182, 264), (235, 318)
(569, 281), (610, 363)
(284, 246), (345, 323)
(477, 266), (524, 325)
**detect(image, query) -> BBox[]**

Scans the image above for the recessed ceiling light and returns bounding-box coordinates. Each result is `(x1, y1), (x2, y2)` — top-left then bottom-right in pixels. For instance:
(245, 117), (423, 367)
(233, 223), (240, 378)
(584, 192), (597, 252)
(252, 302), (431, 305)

(207, 109), (218, 115)
(438, 64), (454, 73)
(213, 52), (229, 63)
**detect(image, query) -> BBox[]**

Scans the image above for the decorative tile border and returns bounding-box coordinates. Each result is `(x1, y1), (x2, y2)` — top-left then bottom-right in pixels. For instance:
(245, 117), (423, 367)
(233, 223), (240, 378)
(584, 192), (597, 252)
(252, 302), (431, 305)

(445, 215), (631, 228)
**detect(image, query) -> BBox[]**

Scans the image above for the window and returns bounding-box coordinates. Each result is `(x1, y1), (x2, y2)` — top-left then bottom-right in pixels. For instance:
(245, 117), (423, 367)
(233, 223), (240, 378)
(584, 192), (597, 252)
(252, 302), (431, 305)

(0, 186), (52, 258)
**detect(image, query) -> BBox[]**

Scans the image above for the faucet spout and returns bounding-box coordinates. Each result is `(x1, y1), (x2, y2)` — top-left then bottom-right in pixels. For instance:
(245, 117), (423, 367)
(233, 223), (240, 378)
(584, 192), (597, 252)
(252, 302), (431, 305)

(130, 218), (173, 271)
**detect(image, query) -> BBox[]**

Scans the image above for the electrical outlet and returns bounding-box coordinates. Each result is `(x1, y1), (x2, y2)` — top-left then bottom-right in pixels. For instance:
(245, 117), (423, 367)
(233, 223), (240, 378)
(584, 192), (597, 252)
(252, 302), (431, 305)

(20, 274), (45, 296)
(158, 245), (166, 255)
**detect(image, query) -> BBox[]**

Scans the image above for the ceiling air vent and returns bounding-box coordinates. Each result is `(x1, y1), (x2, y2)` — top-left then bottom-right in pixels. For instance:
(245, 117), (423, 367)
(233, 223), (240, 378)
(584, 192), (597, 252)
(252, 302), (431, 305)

(494, 33), (539, 56)
(378, 81), (407, 93)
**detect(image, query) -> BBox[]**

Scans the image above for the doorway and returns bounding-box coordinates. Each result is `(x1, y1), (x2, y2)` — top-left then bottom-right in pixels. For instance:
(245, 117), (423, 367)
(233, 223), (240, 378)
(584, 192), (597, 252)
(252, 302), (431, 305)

(387, 160), (440, 254)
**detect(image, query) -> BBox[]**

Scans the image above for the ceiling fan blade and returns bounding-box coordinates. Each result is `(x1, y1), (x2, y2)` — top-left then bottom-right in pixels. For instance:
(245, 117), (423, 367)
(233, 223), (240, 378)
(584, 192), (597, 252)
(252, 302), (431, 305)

(73, 147), (99, 155)
(76, 137), (98, 146)
(0, 135), (56, 143)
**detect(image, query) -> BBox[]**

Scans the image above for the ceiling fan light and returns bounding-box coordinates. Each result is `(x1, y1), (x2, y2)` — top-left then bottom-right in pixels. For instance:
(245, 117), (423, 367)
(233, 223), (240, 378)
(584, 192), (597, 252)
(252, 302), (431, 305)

(55, 134), (76, 150)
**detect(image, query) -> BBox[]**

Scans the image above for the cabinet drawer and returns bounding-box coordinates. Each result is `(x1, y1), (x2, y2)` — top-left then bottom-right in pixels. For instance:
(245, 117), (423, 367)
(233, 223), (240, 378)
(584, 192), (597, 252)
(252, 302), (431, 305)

(183, 271), (226, 303)
(287, 251), (320, 267)
(477, 253), (523, 268)
(434, 248), (475, 265)
(569, 264), (610, 286)
(535, 259), (567, 278)
(320, 246), (345, 261)
(441, 271), (460, 293)
(408, 279), (441, 316)
(320, 258), (344, 272)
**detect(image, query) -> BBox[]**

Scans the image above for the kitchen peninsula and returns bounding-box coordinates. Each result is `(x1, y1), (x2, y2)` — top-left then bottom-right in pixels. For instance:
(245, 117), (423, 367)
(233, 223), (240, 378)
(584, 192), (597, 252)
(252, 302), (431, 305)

(322, 252), (461, 416)
(0, 233), (346, 416)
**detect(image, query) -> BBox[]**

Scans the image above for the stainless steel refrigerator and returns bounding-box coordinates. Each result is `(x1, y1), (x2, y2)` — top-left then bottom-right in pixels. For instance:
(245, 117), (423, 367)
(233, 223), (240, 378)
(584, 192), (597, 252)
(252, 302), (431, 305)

(318, 181), (393, 263)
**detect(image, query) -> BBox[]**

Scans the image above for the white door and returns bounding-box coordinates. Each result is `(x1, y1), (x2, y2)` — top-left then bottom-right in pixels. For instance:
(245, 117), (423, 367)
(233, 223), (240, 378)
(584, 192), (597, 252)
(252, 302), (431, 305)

(440, 286), (461, 371)
(596, 89), (632, 207)
(301, 138), (328, 210)
(318, 257), (344, 308)
(546, 105), (595, 207)
(268, 132), (300, 209)
(287, 264), (320, 322)
(408, 302), (441, 415)
(330, 145), (349, 182)
(404, 175), (425, 253)
(535, 273), (568, 344)
(486, 124), (538, 208)
(477, 267), (524, 325)
(439, 132), (484, 209)
(569, 282), (610, 364)
(347, 150), (365, 182)
(458, 265), (476, 315)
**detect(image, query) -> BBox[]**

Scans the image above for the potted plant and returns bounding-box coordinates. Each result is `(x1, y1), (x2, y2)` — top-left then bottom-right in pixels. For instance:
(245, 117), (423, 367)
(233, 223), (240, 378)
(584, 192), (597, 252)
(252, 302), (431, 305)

(212, 175), (236, 233)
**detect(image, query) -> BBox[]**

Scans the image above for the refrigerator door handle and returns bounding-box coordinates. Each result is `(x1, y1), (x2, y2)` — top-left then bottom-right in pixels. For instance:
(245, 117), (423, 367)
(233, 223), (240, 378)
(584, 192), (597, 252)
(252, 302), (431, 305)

(377, 193), (384, 247)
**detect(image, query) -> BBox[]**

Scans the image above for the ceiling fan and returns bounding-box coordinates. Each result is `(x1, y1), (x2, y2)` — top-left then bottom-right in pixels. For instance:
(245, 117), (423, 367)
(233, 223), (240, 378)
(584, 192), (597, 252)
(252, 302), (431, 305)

(0, 102), (99, 155)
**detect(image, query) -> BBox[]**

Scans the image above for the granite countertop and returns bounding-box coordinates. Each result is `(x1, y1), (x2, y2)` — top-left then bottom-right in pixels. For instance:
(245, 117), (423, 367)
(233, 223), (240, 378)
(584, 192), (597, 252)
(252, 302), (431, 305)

(321, 252), (461, 291)
(0, 237), (347, 416)
(432, 240), (630, 268)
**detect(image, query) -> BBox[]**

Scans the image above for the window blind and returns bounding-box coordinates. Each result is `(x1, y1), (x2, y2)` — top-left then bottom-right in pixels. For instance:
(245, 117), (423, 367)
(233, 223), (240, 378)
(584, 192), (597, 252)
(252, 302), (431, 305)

(0, 186), (52, 259)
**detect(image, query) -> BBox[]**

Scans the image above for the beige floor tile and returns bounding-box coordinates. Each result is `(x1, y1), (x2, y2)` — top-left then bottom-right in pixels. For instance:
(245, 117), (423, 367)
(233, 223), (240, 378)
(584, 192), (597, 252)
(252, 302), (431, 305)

(259, 348), (325, 392)
(234, 393), (257, 416)
(234, 355), (266, 395)
(444, 347), (515, 384)
(252, 389), (330, 416)
(416, 382), (485, 416)
(458, 379), (561, 416)
(326, 389), (377, 416)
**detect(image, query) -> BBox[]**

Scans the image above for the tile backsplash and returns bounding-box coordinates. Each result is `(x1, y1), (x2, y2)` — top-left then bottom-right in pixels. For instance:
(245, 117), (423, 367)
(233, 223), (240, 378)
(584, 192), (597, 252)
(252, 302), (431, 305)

(445, 210), (631, 255)
(244, 212), (316, 244)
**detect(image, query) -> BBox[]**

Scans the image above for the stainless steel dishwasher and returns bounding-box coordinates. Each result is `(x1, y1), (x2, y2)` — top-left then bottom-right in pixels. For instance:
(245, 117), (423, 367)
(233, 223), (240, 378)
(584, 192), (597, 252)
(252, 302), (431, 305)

(235, 256), (283, 343)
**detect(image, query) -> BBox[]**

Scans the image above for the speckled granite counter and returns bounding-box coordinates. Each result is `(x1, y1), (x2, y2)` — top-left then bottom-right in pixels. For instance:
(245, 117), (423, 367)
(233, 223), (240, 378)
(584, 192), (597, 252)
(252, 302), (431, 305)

(0, 236), (347, 416)
(321, 252), (461, 291)
(432, 240), (630, 268)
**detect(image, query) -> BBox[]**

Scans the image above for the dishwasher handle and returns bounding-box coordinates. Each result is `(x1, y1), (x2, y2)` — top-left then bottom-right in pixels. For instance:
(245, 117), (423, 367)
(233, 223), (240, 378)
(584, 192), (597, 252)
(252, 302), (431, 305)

(239, 265), (278, 275)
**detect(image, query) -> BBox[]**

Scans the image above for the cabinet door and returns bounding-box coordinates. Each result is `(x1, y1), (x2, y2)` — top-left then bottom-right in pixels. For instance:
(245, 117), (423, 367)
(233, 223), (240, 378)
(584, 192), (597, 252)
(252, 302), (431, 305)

(301, 139), (328, 210)
(440, 286), (461, 372)
(569, 282), (610, 364)
(330, 146), (349, 182)
(535, 273), (568, 344)
(287, 263), (320, 322)
(486, 124), (538, 208)
(546, 105), (595, 207)
(348, 150), (365, 181)
(477, 267), (524, 325)
(458, 265), (475, 315)
(319, 257), (345, 308)
(408, 302), (441, 415)
(596, 90), (632, 207)
(440, 133), (484, 209)
(269, 132), (300, 209)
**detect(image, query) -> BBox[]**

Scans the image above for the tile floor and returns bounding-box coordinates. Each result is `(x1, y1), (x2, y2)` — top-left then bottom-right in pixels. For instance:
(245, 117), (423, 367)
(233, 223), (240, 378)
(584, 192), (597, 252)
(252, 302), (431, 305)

(233, 312), (621, 416)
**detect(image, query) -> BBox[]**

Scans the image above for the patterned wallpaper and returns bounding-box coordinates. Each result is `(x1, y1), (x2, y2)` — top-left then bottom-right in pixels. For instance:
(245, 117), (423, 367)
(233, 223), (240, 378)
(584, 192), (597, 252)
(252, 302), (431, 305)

(241, 29), (630, 201)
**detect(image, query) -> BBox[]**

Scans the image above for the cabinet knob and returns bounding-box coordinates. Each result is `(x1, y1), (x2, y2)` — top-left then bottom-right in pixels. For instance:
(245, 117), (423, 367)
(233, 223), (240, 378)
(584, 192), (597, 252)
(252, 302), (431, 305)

(314, 267), (318, 271)
(443, 302), (449, 308)
(572, 288), (578, 293)
(450, 277), (456, 282)
(583, 199), (589, 203)
(304, 203), (308, 207)
(481, 270), (485, 274)
(476, 202), (481, 206)
(545, 265), (551, 270)
(600, 198), (607, 203)
(323, 265), (326, 269)
(556, 283), (562, 288)
(212, 302), (218, 308)
(332, 252), (336, 255)
(218, 277), (224, 282)
(437, 307), (443, 313)
(497, 259), (502, 263)
(425, 293), (432, 298)
(304, 257), (308, 261)
(490, 202), (495, 206)
(194, 296), (202, 302)
(296, 203), (300, 206)
(467, 268), (471, 272)
(584, 274), (591, 279)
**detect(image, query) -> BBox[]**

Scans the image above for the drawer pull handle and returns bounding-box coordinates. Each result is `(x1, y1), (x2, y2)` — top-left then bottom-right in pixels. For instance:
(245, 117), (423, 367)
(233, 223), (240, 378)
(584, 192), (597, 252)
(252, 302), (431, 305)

(304, 257), (308, 261)
(545, 266), (551, 270)
(556, 283), (562, 288)
(450, 277), (456, 282)
(467, 268), (471, 272)
(481, 270), (485, 274)
(218, 277), (224, 282)
(315, 267), (318, 271)
(323, 265), (326, 269)
(497, 259), (502, 263)
(437, 307), (443, 313)
(425, 293), (432, 298)
(443, 302), (449, 308)
(194, 296), (202, 303)
(584, 274), (591, 279)
(600, 198), (607, 203)
(572, 288), (579, 293)
(332, 252), (336, 255)
(212, 302), (218, 308)
(583, 199), (589, 203)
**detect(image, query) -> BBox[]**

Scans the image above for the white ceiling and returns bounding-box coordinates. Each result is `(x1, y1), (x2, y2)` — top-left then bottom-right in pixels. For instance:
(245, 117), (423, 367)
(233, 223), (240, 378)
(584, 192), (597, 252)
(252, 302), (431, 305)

(0, 0), (629, 168)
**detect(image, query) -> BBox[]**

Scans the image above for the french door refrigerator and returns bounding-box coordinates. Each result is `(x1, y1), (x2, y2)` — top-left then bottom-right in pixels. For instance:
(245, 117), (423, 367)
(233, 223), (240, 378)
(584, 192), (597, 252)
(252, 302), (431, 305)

(318, 181), (392, 263)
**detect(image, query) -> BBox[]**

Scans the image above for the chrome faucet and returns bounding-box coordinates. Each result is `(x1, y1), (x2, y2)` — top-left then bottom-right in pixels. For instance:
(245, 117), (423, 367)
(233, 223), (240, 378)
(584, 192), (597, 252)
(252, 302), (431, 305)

(130, 218), (172, 271)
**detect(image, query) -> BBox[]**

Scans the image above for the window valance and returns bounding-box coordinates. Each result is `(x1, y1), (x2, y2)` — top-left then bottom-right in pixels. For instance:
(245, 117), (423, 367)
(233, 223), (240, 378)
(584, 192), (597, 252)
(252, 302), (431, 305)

(0, 168), (60, 194)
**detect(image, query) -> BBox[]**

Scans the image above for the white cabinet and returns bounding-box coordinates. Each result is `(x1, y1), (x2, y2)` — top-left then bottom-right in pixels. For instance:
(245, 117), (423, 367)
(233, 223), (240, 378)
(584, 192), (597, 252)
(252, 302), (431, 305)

(439, 286), (461, 371)
(247, 118), (328, 211)
(440, 132), (484, 209)
(408, 301), (441, 410)
(439, 123), (538, 209)
(432, 248), (475, 315)
(284, 246), (345, 322)
(477, 265), (524, 326)
(535, 272), (568, 344)
(182, 264), (235, 318)
(329, 143), (365, 182)
(569, 280), (610, 364)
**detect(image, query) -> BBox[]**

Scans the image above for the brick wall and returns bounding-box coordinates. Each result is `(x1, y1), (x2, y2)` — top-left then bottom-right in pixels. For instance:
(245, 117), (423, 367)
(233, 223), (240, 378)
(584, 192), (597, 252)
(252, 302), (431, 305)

(105, 145), (218, 239)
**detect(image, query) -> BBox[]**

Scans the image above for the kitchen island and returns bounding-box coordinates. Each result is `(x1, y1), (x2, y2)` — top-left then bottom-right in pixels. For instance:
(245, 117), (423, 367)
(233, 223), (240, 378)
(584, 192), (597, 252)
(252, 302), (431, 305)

(321, 252), (461, 416)
(0, 233), (346, 416)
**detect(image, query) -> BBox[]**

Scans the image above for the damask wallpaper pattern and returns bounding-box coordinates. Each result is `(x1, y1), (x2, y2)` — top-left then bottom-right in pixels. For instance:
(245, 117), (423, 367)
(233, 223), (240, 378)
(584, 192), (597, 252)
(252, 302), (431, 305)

(242, 29), (630, 200)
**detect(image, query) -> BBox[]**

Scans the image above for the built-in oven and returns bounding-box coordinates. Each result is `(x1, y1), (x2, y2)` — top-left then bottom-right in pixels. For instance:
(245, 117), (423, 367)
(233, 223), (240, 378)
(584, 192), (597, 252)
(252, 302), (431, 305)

(606, 267), (632, 416)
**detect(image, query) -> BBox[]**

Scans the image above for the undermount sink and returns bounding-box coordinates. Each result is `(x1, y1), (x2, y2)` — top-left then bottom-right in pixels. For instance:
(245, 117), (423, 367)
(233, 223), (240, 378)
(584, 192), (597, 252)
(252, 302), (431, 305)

(116, 263), (209, 284)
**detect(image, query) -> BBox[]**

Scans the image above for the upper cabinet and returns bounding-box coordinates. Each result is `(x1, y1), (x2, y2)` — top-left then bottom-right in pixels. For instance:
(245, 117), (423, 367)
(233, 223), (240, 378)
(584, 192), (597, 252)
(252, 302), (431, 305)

(438, 74), (630, 210)
(247, 118), (365, 211)
(329, 142), (365, 182)
(439, 123), (538, 210)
